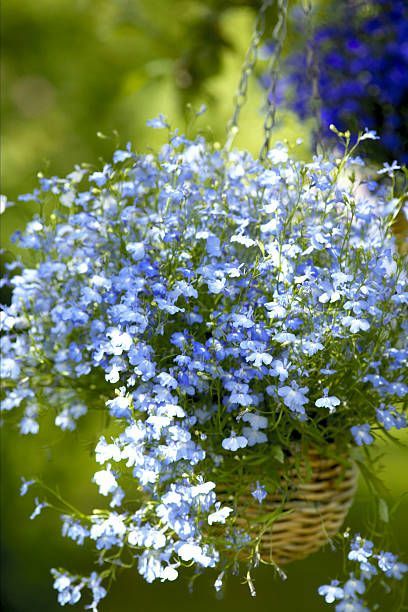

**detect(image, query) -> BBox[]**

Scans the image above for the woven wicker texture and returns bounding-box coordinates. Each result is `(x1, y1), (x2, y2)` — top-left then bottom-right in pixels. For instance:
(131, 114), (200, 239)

(218, 450), (358, 565)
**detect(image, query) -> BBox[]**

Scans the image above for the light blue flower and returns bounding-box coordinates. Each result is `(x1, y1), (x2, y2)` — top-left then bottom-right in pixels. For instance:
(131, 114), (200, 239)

(241, 412), (268, 430)
(242, 427), (267, 447)
(0, 357), (20, 379)
(251, 482), (267, 504)
(52, 571), (83, 606)
(278, 382), (309, 415)
(342, 317), (370, 334)
(222, 431), (248, 451)
(89, 164), (111, 187)
(246, 351), (272, 368)
(146, 114), (169, 129)
(376, 551), (408, 579)
(126, 241), (145, 261)
(20, 477), (35, 496)
(206, 235), (221, 257)
(343, 575), (366, 598)
(30, 498), (49, 520)
(207, 504), (233, 525)
(20, 415), (39, 435)
(376, 407), (406, 431)
(318, 580), (344, 604)
(377, 161), (401, 176)
(269, 358), (290, 382)
(350, 424), (373, 446)
(315, 389), (341, 414)
(348, 535), (374, 564)
(61, 515), (90, 545)
(93, 466), (118, 496)
(113, 144), (134, 163)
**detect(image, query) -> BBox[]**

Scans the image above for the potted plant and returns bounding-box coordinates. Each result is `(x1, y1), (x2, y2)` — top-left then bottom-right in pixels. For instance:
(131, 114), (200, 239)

(1, 2), (407, 610)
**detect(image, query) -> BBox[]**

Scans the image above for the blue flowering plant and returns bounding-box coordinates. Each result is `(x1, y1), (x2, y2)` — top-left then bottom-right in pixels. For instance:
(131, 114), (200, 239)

(263, 0), (408, 163)
(1, 121), (407, 609)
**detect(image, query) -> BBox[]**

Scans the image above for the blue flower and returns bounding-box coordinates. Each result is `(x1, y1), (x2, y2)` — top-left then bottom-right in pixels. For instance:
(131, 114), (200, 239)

(87, 572), (108, 610)
(89, 164), (111, 187)
(93, 466), (118, 496)
(246, 350), (272, 368)
(20, 477), (35, 497)
(113, 143), (134, 163)
(318, 580), (344, 604)
(278, 382), (309, 416)
(343, 575), (366, 598)
(20, 415), (39, 435)
(377, 161), (401, 176)
(376, 406), (406, 431)
(61, 516), (90, 545)
(30, 498), (49, 520)
(221, 431), (248, 451)
(350, 424), (374, 446)
(0, 357), (20, 379)
(342, 317), (370, 334)
(207, 504), (233, 525)
(242, 427), (267, 446)
(228, 383), (255, 407)
(206, 275), (226, 294)
(146, 114), (169, 129)
(206, 235), (222, 258)
(269, 358), (290, 382)
(315, 389), (341, 414)
(52, 571), (83, 606)
(268, 0), (408, 162)
(348, 535), (374, 565)
(126, 242), (145, 261)
(241, 413), (268, 430)
(251, 482), (267, 504)
(137, 551), (163, 583)
(376, 551), (408, 579)
(360, 129), (379, 142)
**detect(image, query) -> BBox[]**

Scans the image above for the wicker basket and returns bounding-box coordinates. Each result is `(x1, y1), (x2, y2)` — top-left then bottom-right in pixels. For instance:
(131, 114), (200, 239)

(218, 450), (358, 565)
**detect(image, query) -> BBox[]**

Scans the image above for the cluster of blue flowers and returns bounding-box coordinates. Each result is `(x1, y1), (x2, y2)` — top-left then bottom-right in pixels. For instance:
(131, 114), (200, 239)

(266, 0), (408, 162)
(1, 121), (407, 609)
(318, 534), (407, 610)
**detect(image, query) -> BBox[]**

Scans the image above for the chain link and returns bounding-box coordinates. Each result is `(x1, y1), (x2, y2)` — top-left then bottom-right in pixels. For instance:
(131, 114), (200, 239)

(225, 0), (272, 150)
(259, 0), (288, 161)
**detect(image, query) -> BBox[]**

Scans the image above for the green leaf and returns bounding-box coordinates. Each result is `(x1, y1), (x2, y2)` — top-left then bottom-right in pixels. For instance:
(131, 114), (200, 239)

(252, 508), (292, 524)
(378, 498), (389, 523)
(272, 446), (284, 464)
(356, 459), (390, 498)
(257, 240), (265, 258)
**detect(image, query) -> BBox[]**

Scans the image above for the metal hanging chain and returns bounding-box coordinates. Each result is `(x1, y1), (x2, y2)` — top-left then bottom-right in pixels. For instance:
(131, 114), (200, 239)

(259, 0), (288, 161)
(225, 0), (273, 151)
(303, 0), (323, 153)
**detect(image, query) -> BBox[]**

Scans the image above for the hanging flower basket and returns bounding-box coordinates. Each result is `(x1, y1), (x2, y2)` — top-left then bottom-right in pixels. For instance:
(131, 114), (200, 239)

(2, 121), (407, 610)
(218, 448), (358, 564)
(1, 0), (407, 609)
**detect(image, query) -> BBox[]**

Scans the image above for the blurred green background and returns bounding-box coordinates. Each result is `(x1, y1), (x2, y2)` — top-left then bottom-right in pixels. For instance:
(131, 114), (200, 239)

(1, 1), (407, 611)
